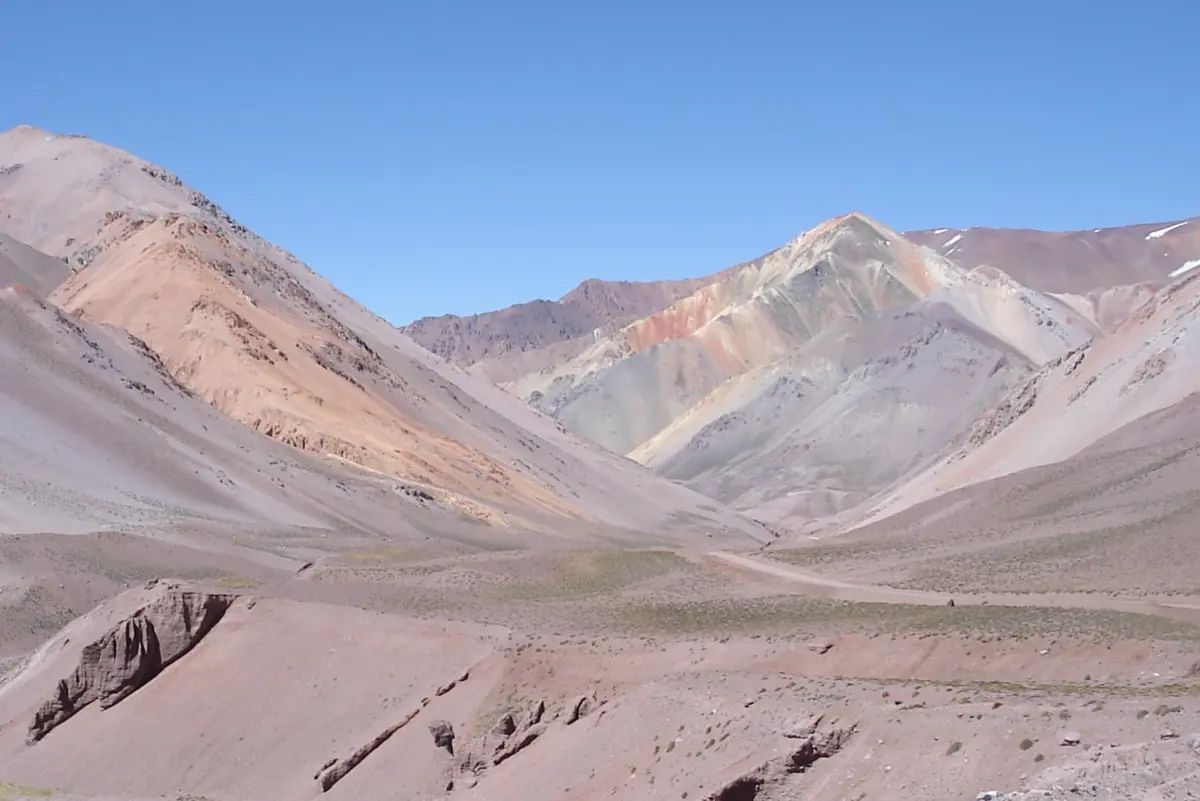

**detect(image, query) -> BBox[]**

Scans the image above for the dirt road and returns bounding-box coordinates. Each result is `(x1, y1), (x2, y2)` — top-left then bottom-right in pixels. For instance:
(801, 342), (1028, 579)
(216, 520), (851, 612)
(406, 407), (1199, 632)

(706, 551), (1200, 624)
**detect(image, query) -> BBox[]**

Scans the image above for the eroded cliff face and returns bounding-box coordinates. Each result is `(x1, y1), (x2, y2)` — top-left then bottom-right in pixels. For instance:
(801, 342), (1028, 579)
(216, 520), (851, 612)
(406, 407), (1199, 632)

(27, 583), (236, 744)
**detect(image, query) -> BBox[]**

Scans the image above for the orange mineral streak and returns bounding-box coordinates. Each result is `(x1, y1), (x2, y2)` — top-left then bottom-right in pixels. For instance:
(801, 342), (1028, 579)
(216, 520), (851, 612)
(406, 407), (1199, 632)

(690, 309), (780, 375)
(622, 282), (738, 353)
(892, 239), (944, 295)
(48, 217), (584, 523)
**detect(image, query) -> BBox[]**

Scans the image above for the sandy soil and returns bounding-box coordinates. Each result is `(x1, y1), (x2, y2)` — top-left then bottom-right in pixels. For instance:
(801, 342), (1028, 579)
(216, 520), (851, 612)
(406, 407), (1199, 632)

(2, 530), (1200, 801)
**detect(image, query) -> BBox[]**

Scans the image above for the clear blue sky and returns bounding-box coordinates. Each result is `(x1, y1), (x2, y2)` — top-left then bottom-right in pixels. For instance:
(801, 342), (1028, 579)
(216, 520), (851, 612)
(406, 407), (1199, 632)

(3, 1), (1196, 323)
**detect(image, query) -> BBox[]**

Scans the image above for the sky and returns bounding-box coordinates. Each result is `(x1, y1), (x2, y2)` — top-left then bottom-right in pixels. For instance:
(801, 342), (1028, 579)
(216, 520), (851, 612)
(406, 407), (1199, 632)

(2, 0), (1196, 324)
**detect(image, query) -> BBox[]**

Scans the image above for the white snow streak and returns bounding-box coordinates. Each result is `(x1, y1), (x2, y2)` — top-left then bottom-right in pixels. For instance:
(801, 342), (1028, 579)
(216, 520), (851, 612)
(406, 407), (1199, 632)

(1146, 221), (1189, 240)
(942, 233), (964, 249)
(931, 228), (949, 234)
(1169, 259), (1200, 278)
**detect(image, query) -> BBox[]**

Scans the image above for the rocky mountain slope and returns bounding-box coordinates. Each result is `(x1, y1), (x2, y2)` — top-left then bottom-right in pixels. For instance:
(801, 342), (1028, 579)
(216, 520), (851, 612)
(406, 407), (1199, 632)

(500, 214), (1095, 527)
(403, 216), (1199, 382)
(857, 264), (1200, 528)
(906, 217), (1200, 293)
(630, 307), (1034, 525)
(0, 124), (766, 544)
(0, 281), (437, 537)
(0, 233), (69, 295)
(399, 211), (1200, 529)
(401, 274), (734, 383)
(805, 387), (1200, 594)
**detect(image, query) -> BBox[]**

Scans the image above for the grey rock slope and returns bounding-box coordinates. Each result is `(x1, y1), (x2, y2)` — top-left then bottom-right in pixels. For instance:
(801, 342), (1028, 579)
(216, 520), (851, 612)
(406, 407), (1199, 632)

(0, 283), (465, 538)
(0, 232), (70, 296)
(856, 264), (1200, 529)
(515, 214), (1093, 469)
(644, 307), (1033, 526)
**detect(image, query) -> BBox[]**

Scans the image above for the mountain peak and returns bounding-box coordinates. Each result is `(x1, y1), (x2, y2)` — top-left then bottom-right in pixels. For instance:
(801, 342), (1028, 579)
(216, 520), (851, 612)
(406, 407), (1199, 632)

(2, 124), (97, 146)
(5, 123), (51, 137)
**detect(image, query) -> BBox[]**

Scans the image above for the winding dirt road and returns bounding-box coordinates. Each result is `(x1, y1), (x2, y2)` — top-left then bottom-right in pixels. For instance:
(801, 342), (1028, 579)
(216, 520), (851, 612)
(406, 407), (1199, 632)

(706, 551), (1200, 625)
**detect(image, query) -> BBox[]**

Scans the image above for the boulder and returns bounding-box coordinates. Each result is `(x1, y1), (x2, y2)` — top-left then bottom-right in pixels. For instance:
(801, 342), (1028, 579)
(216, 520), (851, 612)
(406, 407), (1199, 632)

(1057, 730), (1082, 746)
(429, 719), (455, 754)
(493, 722), (547, 766)
(783, 713), (824, 739)
(524, 699), (546, 727)
(493, 712), (516, 736)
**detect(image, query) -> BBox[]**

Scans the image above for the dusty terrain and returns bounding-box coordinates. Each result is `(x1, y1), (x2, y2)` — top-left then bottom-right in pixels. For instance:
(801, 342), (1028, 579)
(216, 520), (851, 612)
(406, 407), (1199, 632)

(6, 409), (1200, 800)
(3, 125), (1200, 800)
(4, 533), (1200, 801)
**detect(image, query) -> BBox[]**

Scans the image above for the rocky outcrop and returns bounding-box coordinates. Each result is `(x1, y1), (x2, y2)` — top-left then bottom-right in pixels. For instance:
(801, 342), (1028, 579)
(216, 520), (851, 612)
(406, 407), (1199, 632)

(26, 583), (235, 745)
(316, 708), (422, 791)
(429, 719), (455, 754)
(704, 722), (857, 801)
(315, 669), (472, 792)
(493, 723), (547, 766)
(566, 693), (594, 724)
(459, 694), (599, 778)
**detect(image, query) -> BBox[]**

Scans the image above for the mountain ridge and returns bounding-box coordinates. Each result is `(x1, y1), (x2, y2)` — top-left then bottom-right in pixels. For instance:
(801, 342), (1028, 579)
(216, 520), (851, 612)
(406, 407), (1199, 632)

(403, 214), (1199, 383)
(505, 212), (1095, 459)
(0, 124), (768, 545)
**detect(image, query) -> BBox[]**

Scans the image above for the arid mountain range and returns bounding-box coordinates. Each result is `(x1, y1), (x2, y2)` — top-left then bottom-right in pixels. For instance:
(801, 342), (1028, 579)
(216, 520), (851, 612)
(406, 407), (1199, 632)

(403, 214), (1200, 381)
(0, 124), (765, 545)
(4, 125), (1200, 801)
(405, 204), (1199, 534)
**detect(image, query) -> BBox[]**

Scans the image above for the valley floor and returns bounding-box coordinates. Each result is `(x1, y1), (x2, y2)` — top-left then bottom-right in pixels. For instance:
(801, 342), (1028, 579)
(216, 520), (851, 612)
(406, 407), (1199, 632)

(3, 525), (1200, 801)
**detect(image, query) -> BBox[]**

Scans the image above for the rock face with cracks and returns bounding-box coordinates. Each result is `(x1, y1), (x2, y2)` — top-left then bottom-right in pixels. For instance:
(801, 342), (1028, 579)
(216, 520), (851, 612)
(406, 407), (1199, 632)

(25, 582), (235, 744)
(705, 723), (856, 800)
(458, 694), (598, 779)
(315, 707), (422, 792)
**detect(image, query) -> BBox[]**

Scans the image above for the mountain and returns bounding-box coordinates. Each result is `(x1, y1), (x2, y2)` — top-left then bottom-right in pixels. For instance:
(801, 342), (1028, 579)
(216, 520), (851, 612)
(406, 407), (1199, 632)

(507, 212), (1094, 452)
(395, 211), (1200, 529)
(400, 275), (731, 383)
(856, 263), (1200, 529)
(401, 217), (1199, 381)
(0, 282), (434, 538)
(0, 125), (766, 545)
(4, 128), (1200, 801)
(906, 218), (1200, 293)
(628, 306), (1034, 525)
